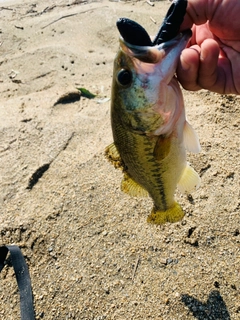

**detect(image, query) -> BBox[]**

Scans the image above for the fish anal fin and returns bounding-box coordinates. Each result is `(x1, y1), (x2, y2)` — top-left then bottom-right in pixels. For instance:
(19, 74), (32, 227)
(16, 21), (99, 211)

(177, 163), (201, 194)
(121, 173), (149, 197)
(153, 135), (171, 161)
(183, 121), (201, 153)
(147, 202), (184, 225)
(105, 143), (124, 170)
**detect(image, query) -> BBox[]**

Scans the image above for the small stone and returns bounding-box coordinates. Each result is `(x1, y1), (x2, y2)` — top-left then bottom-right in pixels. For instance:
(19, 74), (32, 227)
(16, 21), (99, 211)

(160, 258), (167, 265)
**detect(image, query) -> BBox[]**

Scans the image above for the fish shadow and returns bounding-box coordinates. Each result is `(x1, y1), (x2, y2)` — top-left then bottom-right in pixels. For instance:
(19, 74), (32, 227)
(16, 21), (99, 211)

(181, 290), (231, 320)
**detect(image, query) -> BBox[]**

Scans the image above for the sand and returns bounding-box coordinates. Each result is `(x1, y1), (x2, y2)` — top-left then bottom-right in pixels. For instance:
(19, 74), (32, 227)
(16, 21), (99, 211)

(0, 0), (239, 319)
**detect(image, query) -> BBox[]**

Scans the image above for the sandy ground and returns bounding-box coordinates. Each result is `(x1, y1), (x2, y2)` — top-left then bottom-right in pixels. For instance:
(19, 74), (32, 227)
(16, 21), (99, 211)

(0, 0), (239, 319)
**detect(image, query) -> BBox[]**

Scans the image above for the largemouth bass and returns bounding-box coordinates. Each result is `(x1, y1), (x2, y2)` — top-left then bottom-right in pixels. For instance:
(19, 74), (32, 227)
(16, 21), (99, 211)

(105, 3), (200, 225)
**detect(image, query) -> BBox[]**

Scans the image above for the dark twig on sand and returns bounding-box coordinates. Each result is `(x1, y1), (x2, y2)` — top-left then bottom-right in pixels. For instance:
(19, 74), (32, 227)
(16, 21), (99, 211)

(15, 25), (24, 30)
(0, 7), (14, 11)
(41, 13), (79, 29)
(132, 255), (140, 281)
(41, 6), (108, 29)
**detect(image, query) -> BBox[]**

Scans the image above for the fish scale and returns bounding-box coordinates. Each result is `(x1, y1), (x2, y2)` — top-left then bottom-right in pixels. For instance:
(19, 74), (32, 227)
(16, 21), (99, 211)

(117, 130), (166, 206)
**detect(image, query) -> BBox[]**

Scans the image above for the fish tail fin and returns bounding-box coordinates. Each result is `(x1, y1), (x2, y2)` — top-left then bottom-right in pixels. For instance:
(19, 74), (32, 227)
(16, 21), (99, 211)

(147, 202), (184, 225)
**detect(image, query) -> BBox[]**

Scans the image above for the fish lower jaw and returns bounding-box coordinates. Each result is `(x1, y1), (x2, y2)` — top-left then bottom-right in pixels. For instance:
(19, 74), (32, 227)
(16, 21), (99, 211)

(147, 202), (184, 225)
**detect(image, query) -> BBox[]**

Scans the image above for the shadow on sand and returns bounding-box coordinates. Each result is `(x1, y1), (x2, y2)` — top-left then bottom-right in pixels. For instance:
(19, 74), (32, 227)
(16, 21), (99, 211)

(182, 290), (231, 320)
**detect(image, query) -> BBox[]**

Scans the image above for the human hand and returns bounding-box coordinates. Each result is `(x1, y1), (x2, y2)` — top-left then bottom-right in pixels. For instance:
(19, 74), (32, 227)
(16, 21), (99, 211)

(176, 0), (240, 94)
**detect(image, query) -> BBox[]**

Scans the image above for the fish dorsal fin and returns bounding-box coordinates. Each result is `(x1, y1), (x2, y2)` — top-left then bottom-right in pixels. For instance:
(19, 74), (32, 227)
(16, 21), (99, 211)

(183, 121), (201, 153)
(177, 163), (201, 194)
(105, 143), (124, 170)
(153, 135), (171, 161)
(121, 173), (149, 197)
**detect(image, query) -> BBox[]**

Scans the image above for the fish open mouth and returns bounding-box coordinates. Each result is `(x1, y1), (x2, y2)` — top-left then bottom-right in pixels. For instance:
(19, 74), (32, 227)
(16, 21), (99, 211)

(119, 29), (191, 64)
(117, 0), (189, 47)
(116, 0), (191, 64)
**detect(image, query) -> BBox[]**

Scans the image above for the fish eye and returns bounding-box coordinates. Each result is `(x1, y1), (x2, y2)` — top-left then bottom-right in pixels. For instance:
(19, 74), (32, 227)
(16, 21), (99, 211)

(117, 69), (132, 86)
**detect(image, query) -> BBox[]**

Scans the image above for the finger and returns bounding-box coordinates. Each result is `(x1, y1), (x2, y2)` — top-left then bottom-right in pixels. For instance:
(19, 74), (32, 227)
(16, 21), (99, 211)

(198, 39), (221, 92)
(180, 0), (209, 31)
(221, 46), (240, 94)
(194, 24), (214, 45)
(177, 45), (201, 91)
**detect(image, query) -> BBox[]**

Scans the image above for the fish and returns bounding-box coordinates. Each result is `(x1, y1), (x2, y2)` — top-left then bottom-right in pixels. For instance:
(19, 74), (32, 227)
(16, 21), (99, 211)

(105, 1), (201, 224)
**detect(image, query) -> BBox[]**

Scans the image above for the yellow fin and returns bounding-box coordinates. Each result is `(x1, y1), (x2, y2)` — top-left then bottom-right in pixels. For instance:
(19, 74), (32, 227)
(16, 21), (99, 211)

(153, 135), (171, 161)
(121, 173), (149, 197)
(105, 143), (124, 170)
(147, 202), (184, 225)
(183, 121), (201, 153)
(177, 163), (201, 194)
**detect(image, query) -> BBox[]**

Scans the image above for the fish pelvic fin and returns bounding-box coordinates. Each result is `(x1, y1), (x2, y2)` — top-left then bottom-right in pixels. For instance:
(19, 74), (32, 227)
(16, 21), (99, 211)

(183, 120), (201, 153)
(147, 202), (184, 225)
(177, 163), (201, 194)
(105, 143), (125, 170)
(121, 173), (149, 197)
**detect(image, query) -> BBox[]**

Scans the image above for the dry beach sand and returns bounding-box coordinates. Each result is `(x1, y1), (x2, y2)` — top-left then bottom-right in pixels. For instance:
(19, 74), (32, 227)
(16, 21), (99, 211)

(0, 0), (239, 319)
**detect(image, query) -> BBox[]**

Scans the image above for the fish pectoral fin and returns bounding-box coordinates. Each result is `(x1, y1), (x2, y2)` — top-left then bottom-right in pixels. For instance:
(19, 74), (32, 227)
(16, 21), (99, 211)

(153, 135), (171, 161)
(177, 163), (201, 194)
(183, 121), (201, 153)
(121, 173), (149, 197)
(147, 202), (184, 225)
(105, 143), (125, 170)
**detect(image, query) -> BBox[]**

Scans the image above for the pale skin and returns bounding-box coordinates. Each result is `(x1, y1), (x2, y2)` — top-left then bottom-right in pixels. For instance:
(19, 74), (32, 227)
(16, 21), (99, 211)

(177, 0), (240, 94)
